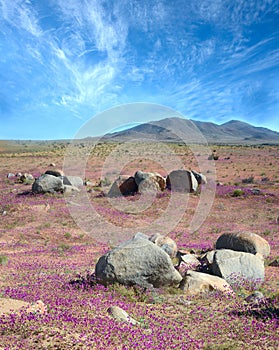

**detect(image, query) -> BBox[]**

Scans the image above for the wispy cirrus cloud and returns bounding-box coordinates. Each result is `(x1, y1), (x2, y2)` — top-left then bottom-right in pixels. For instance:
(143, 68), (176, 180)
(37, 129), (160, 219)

(0, 0), (278, 138)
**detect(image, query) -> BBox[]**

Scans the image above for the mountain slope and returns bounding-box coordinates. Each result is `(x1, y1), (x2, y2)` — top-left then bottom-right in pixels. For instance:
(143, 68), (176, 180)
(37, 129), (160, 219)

(104, 117), (279, 144)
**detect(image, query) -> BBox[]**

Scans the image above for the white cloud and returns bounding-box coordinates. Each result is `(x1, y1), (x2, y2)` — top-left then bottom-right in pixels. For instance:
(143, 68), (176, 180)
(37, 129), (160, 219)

(0, 0), (42, 36)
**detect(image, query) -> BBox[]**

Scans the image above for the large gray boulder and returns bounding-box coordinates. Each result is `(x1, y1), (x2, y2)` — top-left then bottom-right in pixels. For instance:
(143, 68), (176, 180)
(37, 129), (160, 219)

(215, 231), (270, 258)
(166, 170), (198, 193)
(180, 271), (233, 295)
(32, 174), (63, 194)
(95, 237), (182, 288)
(211, 249), (265, 288)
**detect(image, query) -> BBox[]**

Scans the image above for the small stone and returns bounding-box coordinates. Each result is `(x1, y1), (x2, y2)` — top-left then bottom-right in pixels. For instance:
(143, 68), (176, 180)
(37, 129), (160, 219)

(251, 188), (261, 195)
(107, 306), (139, 326)
(7, 173), (15, 178)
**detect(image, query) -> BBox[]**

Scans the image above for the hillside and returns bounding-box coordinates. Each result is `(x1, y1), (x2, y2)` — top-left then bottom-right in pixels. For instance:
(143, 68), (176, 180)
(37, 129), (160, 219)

(105, 117), (279, 144)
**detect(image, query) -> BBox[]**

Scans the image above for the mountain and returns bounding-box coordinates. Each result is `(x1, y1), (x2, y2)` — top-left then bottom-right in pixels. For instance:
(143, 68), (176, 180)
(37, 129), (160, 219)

(104, 117), (279, 144)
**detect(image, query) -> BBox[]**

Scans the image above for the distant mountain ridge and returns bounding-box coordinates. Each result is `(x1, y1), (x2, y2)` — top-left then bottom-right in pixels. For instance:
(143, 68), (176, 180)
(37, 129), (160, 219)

(104, 117), (279, 144)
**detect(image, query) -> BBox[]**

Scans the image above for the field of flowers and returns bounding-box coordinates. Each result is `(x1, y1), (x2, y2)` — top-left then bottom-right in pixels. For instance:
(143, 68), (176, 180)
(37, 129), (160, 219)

(0, 142), (278, 349)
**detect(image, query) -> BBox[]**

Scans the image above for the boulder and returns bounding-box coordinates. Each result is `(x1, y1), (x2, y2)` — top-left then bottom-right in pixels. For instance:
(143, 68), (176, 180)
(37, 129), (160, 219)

(45, 169), (64, 177)
(149, 233), (177, 258)
(62, 175), (84, 188)
(180, 271), (233, 295)
(95, 237), (182, 288)
(134, 171), (166, 191)
(32, 174), (63, 194)
(138, 178), (160, 194)
(211, 249), (265, 288)
(215, 231), (270, 258)
(166, 170), (198, 193)
(108, 176), (138, 197)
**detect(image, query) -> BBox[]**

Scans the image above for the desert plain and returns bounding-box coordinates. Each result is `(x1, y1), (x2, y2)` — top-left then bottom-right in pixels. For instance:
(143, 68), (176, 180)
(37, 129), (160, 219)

(0, 140), (278, 349)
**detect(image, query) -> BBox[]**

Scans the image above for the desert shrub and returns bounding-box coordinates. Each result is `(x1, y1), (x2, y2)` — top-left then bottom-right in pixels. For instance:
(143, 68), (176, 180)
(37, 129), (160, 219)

(58, 243), (71, 251)
(232, 189), (244, 197)
(0, 255), (8, 265)
(52, 243), (72, 256)
(261, 229), (271, 236)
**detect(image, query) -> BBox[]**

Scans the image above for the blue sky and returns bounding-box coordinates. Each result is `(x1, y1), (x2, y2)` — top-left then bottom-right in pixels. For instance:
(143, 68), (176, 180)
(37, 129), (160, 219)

(0, 0), (278, 139)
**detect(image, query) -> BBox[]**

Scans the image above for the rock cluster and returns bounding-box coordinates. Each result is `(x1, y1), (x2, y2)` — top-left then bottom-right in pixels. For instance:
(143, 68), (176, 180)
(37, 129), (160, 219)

(95, 230), (270, 295)
(32, 169), (84, 194)
(108, 169), (206, 197)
